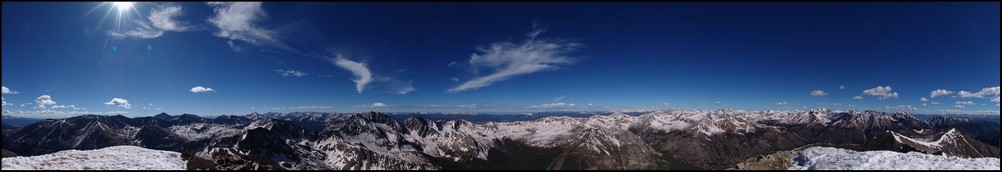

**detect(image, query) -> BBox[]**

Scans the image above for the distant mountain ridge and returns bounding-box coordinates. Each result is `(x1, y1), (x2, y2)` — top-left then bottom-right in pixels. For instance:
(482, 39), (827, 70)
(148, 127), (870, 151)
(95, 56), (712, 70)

(2, 110), (999, 170)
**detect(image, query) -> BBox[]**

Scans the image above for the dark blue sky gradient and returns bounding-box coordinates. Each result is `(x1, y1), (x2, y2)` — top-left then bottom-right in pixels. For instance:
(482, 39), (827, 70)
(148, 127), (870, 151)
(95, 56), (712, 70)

(2, 2), (999, 117)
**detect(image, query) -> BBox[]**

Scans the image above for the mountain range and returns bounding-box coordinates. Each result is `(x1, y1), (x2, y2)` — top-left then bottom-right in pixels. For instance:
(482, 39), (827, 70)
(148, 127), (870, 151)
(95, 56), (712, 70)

(2, 109), (999, 170)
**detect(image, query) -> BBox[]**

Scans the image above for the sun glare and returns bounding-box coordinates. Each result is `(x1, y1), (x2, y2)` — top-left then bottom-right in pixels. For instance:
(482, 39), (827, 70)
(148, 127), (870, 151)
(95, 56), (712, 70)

(113, 2), (134, 12)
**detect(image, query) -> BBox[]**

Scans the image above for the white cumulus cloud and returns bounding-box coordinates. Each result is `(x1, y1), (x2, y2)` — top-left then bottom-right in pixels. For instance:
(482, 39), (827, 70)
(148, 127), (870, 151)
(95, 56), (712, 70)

(190, 86), (215, 93)
(330, 55), (372, 94)
(448, 28), (581, 93)
(34, 95), (56, 109)
(2, 97), (10, 106)
(956, 86), (1000, 98)
(931, 101), (941, 105)
(930, 89), (954, 99)
(2, 86), (15, 94)
(810, 90), (828, 96)
(104, 98), (131, 109)
(862, 86), (899, 100)
(920, 97), (929, 102)
(954, 105), (965, 109)
(775, 101), (790, 106)
(853, 96), (864, 100)
(838, 85), (846, 90)
(371, 102), (387, 108)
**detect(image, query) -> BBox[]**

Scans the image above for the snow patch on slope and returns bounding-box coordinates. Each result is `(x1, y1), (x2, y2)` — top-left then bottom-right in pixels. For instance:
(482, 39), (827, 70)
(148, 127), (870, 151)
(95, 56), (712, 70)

(1, 146), (186, 170)
(890, 129), (961, 150)
(170, 123), (244, 141)
(790, 147), (1000, 170)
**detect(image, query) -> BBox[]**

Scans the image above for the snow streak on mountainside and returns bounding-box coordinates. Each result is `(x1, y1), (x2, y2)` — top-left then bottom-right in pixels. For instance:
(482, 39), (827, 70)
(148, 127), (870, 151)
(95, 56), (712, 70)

(0, 146), (186, 170)
(790, 147), (1000, 170)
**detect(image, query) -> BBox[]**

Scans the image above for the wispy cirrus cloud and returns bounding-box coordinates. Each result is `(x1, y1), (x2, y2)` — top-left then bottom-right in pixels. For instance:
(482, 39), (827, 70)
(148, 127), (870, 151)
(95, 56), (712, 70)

(448, 27), (582, 93)
(275, 69), (306, 77)
(327, 54), (415, 95)
(554, 95), (567, 102)
(527, 102), (576, 109)
(862, 86), (899, 100)
(775, 101), (790, 106)
(371, 102), (387, 108)
(207, 2), (292, 52)
(287, 105), (333, 109)
(330, 55), (373, 94)
(109, 4), (192, 39)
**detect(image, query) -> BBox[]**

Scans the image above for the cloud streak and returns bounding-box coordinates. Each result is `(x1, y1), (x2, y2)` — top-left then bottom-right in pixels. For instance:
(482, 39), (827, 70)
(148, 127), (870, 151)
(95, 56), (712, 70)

(554, 95), (567, 102)
(527, 102), (576, 108)
(275, 69), (306, 77)
(330, 55), (373, 94)
(448, 28), (581, 93)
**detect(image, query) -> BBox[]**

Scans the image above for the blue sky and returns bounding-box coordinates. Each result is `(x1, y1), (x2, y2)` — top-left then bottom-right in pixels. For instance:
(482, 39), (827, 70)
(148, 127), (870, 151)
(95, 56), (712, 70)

(2, 2), (999, 117)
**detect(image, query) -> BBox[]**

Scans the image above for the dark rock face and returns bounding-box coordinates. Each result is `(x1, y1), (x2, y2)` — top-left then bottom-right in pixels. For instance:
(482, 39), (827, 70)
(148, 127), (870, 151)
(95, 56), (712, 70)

(633, 126), (808, 170)
(1, 149), (16, 157)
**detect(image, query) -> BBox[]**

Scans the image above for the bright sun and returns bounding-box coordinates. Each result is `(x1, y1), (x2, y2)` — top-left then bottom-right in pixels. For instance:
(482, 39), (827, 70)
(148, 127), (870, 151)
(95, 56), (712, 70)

(113, 2), (134, 12)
